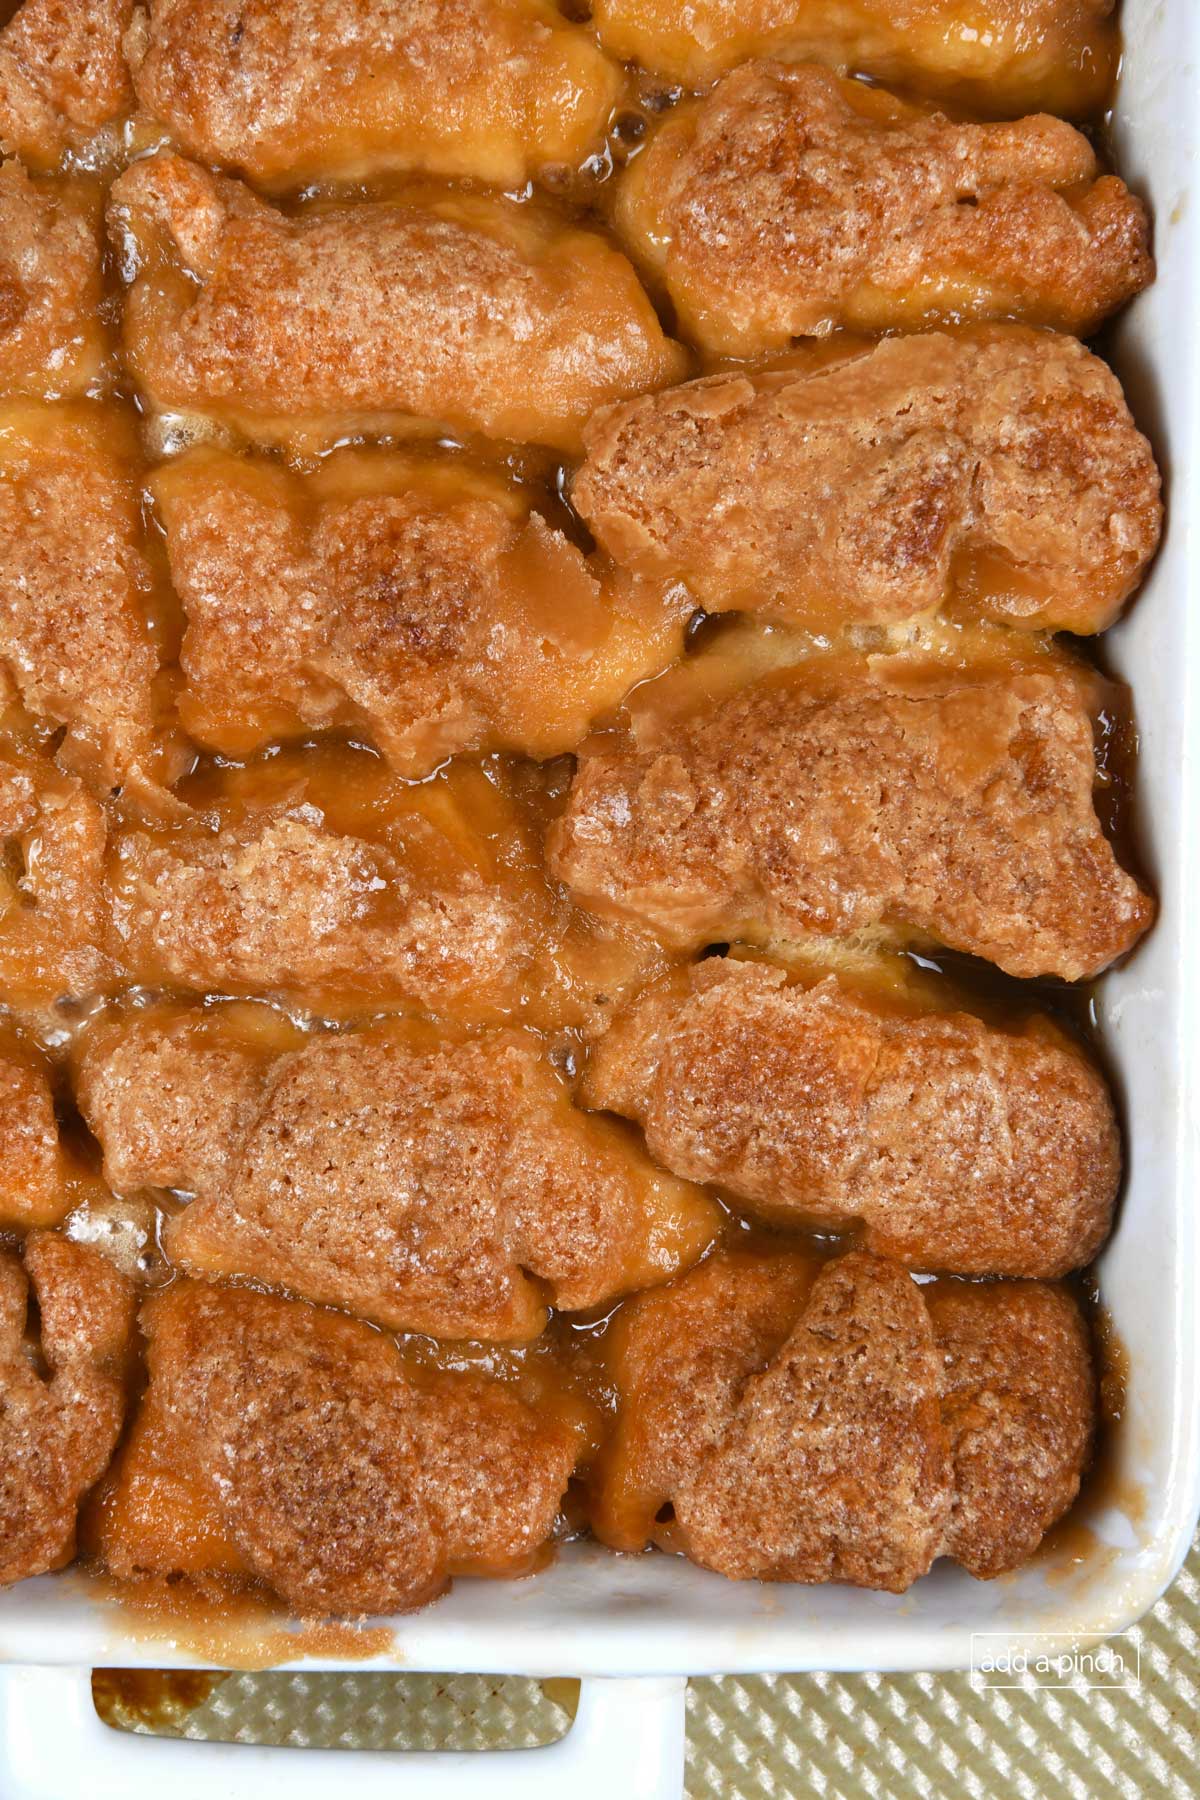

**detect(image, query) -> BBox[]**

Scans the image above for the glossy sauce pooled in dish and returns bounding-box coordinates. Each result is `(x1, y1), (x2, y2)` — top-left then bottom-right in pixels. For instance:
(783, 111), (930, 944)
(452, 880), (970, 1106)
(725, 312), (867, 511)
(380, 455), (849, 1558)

(0, 0), (1158, 1623)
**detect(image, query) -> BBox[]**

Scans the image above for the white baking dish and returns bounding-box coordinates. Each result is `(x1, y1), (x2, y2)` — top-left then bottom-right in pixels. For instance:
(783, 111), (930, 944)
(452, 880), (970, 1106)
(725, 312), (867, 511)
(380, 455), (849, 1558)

(0, 1), (1196, 1790)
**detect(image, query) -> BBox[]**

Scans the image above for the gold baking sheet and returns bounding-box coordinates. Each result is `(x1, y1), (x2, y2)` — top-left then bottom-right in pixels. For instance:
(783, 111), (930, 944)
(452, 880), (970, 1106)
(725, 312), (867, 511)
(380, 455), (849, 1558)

(96, 1530), (1200, 1796)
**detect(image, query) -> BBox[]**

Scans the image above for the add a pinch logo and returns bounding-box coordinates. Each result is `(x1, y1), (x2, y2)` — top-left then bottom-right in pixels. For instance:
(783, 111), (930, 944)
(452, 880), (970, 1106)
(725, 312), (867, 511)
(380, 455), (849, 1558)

(970, 1633), (1141, 1690)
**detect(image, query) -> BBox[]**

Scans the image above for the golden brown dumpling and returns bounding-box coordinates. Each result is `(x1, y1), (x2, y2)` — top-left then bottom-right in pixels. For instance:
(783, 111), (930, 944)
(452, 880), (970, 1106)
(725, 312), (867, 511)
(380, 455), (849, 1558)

(0, 167), (109, 399)
(0, 1233), (135, 1586)
(584, 954), (1119, 1277)
(77, 1007), (719, 1340)
(93, 1281), (584, 1615)
(549, 643), (1154, 981)
(108, 154), (687, 452)
(0, 0), (131, 169)
(155, 445), (690, 776)
(128, 0), (623, 191)
(592, 1248), (1094, 1588)
(617, 63), (1151, 353)
(573, 329), (1162, 636)
(0, 404), (158, 788)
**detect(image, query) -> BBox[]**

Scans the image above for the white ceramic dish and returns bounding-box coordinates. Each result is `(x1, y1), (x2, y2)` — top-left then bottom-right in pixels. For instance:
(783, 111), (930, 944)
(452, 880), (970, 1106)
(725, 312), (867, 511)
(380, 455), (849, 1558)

(1, 2), (1197, 1790)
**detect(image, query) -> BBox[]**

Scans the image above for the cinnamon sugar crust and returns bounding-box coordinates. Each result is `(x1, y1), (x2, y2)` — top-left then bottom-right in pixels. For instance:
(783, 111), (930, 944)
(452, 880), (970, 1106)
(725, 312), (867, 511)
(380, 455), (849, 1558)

(128, 0), (623, 191)
(74, 1005), (288, 1198)
(5, 729), (672, 1033)
(0, 1044), (66, 1228)
(108, 749), (667, 1030)
(0, 0), (131, 168)
(617, 63), (1151, 354)
(0, 748), (118, 1009)
(673, 1252), (952, 1590)
(0, 405), (158, 789)
(591, 1248), (818, 1553)
(583, 957), (1119, 1277)
(573, 328), (1162, 636)
(108, 154), (687, 451)
(593, 1248), (1095, 1587)
(0, 166), (108, 399)
(548, 659), (1154, 981)
(111, 805), (528, 1013)
(0, 1232), (135, 1586)
(591, 0), (1118, 118)
(100, 1281), (581, 1616)
(928, 1279), (1095, 1577)
(78, 1010), (718, 1340)
(154, 446), (691, 776)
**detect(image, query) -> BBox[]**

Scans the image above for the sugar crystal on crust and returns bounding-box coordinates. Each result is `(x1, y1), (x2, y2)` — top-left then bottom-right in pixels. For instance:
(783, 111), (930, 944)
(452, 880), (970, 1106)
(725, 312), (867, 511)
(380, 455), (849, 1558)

(99, 1281), (581, 1616)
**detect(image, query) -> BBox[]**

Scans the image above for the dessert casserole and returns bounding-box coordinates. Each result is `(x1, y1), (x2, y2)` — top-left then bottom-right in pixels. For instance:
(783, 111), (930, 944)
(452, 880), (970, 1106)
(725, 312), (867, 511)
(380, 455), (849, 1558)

(0, 0), (1164, 1625)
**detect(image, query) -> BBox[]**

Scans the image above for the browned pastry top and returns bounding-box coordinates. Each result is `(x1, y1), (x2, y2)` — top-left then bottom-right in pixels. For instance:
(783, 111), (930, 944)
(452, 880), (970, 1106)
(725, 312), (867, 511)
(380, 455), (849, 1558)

(617, 63), (1150, 352)
(928, 1279), (1095, 1577)
(0, 1232), (135, 1586)
(99, 1281), (582, 1616)
(127, 0), (623, 190)
(154, 445), (691, 778)
(0, 749), (117, 1008)
(0, 405), (157, 788)
(0, 0), (131, 168)
(593, 1248), (1094, 1588)
(549, 657), (1154, 980)
(0, 165), (107, 399)
(583, 956), (1119, 1277)
(591, 0), (1118, 117)
(107, 154), (687, 451)
(0, 1044), (65, 1230)
(77, 1009), (717, 1340)
(573, 328), (1162, 635)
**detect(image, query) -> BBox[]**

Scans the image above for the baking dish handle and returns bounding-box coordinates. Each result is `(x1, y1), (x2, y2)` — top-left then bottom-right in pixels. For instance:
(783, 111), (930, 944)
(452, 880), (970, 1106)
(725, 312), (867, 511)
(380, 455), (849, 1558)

(0, 1665), (687, 1798)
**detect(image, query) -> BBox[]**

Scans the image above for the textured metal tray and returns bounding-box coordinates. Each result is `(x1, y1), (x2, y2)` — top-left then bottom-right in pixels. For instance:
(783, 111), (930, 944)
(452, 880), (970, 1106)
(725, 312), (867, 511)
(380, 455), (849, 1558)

(97, 1530), (1200, 1797)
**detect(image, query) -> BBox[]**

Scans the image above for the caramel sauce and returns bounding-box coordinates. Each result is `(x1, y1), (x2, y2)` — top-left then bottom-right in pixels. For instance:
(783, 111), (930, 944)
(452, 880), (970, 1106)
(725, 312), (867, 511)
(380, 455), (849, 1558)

(1026, 1291), (1146, 1582)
